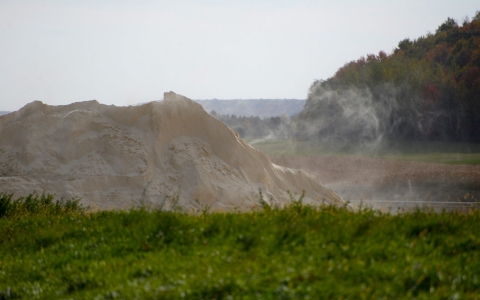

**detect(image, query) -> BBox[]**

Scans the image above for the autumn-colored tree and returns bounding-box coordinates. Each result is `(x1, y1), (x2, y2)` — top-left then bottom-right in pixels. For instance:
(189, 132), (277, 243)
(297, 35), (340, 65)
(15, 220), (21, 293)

(300, 12), (480, 142)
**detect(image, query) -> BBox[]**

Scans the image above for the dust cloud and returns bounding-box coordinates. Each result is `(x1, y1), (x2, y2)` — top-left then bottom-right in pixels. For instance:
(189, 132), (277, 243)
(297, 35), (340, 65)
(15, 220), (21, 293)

(240, 82), (480, 212)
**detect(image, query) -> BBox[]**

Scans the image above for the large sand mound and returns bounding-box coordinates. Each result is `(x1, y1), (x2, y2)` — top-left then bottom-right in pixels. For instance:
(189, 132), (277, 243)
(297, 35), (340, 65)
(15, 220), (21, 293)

(0, 92), (343, 211)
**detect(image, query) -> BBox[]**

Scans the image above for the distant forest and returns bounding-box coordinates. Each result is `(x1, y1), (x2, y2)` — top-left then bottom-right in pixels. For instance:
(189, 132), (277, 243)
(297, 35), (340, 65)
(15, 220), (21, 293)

(299, 11), (480, 143)
(200, 100), (302, 140)
(211, 112), (294, 140)
(195, 99), (305, 118)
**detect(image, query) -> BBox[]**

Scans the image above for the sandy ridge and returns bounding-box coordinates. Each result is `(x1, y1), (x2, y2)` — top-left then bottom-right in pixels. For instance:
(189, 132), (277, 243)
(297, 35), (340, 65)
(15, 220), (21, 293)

(0, 92), (343, 211)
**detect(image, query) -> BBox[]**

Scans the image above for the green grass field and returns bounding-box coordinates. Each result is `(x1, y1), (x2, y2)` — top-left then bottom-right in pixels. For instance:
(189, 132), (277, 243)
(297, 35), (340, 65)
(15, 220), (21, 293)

(1, 193), (479, 299)
(248, 139), (480, 164)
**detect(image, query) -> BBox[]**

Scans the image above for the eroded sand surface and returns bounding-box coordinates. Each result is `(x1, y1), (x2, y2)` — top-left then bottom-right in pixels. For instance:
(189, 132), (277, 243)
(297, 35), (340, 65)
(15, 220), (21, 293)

(0, 92), (343, 211)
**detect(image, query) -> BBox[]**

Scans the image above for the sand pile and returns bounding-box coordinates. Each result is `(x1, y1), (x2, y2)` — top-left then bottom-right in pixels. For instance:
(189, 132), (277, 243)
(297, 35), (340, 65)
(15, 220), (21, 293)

(0, 92), (343, 211)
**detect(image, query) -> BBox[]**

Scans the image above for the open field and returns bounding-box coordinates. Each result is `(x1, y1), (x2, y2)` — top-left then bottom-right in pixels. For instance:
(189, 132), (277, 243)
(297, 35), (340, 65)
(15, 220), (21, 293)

(270, 155), (480, 210)
(250, 140), (480, 165)
(249, 140), (480, 211)
(1, 194), (479, 299)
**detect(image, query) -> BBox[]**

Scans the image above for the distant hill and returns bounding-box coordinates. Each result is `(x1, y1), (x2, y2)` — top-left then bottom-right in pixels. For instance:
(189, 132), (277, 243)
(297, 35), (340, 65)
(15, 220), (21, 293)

(0, 111), (10, 116)
(194, 99), (305, 118)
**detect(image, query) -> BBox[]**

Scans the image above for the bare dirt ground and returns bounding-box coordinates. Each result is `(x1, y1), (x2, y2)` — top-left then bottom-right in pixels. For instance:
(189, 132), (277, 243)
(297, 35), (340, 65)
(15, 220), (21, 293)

(270, 155), (480, 212)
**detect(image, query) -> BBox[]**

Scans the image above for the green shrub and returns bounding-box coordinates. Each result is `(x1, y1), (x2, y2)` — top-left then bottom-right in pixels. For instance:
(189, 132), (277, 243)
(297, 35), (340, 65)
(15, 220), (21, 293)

(0, 193), (84, 218)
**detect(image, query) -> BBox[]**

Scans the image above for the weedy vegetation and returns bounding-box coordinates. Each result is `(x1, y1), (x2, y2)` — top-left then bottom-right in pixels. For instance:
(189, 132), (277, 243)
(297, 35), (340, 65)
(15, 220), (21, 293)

(0, 193), (479, 299)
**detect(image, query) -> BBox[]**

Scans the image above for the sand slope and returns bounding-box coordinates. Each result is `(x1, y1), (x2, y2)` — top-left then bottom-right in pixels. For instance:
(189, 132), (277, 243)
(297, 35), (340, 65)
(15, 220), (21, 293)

(0, 92), (343, 211)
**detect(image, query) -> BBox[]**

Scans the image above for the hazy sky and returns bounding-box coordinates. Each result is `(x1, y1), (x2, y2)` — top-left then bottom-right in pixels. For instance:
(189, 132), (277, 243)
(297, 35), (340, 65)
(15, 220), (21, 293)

(0, 1), (478, 111)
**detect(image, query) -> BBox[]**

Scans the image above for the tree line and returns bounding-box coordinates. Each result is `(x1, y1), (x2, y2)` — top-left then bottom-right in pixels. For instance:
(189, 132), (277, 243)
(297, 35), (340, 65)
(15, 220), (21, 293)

(210, 111), (293, 140)
(299, 12), (480, 143)
(215, 13), (480, 144)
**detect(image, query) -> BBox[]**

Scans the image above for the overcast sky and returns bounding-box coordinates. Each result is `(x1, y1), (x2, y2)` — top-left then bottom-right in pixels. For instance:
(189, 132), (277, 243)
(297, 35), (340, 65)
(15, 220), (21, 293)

(0, 1), (478, 111)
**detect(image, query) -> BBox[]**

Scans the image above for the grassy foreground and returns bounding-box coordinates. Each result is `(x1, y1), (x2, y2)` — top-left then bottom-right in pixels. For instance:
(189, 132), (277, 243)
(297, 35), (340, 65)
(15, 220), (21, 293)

(0, 194), (479, 299)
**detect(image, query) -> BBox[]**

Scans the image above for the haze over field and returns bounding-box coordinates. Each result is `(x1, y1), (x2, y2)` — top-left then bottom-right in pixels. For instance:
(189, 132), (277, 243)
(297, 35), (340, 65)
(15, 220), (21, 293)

(195, 99), (306, 118)
(1, 1), (479, 111)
